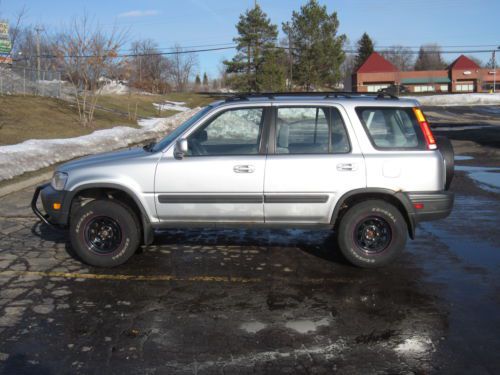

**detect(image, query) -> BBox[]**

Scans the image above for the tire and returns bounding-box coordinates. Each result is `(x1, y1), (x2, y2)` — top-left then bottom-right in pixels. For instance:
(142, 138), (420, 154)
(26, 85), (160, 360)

(336, 200), (407, 268)
(70, 199), (141, 267)
(436, 136), (454, 190)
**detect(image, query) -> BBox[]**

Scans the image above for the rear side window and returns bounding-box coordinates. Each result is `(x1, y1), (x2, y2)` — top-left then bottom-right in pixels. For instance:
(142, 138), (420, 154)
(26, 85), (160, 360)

(275, 107), (350, 154)
(356, 107), (425, 150)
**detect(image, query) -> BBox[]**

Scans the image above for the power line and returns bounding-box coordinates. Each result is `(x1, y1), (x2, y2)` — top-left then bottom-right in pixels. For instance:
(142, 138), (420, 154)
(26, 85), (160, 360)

(12, 44), (498, 61)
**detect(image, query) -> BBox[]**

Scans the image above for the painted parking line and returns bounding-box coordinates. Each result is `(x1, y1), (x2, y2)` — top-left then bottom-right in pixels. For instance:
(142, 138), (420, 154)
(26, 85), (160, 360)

(0, 270), (360, 284)
(0, 270), (261, 283)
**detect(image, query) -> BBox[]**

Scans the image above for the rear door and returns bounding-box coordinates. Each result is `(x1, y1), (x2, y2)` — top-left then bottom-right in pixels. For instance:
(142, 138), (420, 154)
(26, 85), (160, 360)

(154, 105), (270, 223)
(263, 104), (366, 224)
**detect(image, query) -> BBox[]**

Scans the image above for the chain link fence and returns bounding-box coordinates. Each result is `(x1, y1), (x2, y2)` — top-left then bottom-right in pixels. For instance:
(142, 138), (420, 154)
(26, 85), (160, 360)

(0, 66), (64, 98)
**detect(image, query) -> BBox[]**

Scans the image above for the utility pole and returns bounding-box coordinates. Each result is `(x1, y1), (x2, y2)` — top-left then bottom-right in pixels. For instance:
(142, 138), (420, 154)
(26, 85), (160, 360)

(493, 48), (499, 93)
(35, 26), (44, 82)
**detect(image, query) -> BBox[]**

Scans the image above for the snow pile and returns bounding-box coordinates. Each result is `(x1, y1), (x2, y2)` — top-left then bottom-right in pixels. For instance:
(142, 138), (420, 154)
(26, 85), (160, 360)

(153, 101), (191, 112)
(0, 108), (200, 182)
(98, 80), (130, 95)
(404, 93), (500, 106)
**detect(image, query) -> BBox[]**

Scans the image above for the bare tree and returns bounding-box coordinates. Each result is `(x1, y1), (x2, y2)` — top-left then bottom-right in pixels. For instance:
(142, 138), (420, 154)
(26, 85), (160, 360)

(381, 45), (414, 71)
(414, 44), (447, 71)
(128, 39), (171, 93)
(168, 44), (197, 92)
(54, 14), (126, 127)
(8, 4), (28, 52)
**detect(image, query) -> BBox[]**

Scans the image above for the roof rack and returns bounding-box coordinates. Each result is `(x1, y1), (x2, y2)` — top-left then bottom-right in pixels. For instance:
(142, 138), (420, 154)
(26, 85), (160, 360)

(224, 91), (398, 102)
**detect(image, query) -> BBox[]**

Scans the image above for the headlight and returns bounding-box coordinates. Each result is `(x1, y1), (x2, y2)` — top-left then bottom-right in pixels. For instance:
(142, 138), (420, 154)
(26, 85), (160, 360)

(51, 172), (68, 191)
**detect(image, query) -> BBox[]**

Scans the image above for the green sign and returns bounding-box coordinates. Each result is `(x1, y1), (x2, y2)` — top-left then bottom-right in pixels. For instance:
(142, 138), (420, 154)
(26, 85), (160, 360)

(0, 22), (11, 55)
(0, 39), (11, 54)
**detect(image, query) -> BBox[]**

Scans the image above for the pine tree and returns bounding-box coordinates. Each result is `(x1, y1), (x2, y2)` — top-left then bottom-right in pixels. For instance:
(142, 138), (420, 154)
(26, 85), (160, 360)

(283, 0), (346, 90)
(354, 33), (374, 71)
(202, 72), (209, 87)
(194, 74), (201, 86)
(224, 4), (285, 92)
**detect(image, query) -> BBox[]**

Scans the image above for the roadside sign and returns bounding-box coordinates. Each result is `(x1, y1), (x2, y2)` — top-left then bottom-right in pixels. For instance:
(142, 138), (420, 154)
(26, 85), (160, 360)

(0, 22), (11, 56)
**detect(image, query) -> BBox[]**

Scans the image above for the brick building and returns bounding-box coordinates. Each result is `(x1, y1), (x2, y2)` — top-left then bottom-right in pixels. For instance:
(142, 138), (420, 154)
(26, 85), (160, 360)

(352, 52), (499, 93)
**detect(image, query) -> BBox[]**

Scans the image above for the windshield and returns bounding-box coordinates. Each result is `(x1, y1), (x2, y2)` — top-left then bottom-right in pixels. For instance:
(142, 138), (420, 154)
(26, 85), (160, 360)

(152, 106), (212, 152)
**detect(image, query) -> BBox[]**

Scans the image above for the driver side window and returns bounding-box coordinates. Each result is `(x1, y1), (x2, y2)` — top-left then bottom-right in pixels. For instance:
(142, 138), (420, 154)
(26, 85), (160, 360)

(187, 108), (264, 156)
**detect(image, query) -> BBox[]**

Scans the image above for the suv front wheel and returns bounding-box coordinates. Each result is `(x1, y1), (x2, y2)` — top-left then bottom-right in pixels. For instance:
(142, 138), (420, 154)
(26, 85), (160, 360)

(70, 199), (141, 267)
(336, 200), (407, 268)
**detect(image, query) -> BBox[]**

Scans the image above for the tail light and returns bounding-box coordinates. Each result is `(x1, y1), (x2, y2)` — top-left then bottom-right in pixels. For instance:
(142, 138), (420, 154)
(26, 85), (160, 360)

(413, 108), (437, 150)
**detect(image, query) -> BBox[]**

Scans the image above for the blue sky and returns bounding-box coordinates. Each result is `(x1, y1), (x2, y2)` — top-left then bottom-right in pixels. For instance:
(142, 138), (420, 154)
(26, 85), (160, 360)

(1, 0), (499, 77)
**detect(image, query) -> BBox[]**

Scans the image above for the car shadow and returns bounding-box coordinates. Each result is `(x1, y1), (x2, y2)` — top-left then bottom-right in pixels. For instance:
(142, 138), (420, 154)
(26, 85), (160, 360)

(32, 222), (352, 267)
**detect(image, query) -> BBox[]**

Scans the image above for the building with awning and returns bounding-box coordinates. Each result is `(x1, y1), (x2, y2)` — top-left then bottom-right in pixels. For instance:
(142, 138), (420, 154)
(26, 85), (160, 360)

(352, 53), (498, 93)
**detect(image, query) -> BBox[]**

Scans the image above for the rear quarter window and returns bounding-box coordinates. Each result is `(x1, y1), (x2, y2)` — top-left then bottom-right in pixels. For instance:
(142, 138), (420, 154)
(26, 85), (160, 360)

(355, 107), (426, 150)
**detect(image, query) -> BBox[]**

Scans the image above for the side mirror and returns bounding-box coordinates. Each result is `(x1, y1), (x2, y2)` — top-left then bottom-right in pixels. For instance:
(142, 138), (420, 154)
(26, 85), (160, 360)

(174, 138), (188, 159)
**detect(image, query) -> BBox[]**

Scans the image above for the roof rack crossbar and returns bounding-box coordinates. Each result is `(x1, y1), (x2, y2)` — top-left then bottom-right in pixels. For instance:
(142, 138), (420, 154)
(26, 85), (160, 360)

(223, 91), (399, 102)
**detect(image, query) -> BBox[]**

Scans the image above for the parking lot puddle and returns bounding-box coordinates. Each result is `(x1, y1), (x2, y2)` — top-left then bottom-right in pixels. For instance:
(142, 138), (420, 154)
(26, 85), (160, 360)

(240, 321), (267, 333)
(455, 165), (500, 192)
(284, 317), (331, 334)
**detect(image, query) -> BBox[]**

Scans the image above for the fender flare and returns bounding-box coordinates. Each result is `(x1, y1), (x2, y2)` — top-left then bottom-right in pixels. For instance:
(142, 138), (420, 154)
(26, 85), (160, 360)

(330, 188), (416, 239)
(62, 183), (155, 245)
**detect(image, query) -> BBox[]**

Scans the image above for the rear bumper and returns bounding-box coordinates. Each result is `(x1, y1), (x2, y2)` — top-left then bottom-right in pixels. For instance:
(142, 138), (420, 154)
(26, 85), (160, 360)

(407, 191), (454, 223)
(32, 183), (69, 227)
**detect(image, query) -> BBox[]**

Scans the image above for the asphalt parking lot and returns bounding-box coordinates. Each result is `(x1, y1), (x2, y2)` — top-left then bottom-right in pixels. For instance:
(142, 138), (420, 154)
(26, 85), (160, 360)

(0, 107), (499, 374)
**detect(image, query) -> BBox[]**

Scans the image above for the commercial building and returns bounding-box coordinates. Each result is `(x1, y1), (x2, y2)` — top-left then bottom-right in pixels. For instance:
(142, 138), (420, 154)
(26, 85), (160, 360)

(352, 52), (499, 93)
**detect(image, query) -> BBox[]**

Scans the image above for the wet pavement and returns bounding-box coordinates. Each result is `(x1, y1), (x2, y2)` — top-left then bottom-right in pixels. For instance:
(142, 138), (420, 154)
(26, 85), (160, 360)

(0, 114), (499, 374)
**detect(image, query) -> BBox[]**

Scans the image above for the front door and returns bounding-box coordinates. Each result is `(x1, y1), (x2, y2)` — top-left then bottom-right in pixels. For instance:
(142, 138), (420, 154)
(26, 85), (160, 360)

(155, 106), (269, 223)
(264, 105), (366, 224)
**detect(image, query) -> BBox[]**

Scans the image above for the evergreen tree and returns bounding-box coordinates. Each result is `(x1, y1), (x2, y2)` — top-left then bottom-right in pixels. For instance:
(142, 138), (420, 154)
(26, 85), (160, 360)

(224, 4), (285, 92)
(203, 72), (209, 87)
(283, 0), (345, 90)
(354, 33), (374, 71)
(194, 74), (201, 86)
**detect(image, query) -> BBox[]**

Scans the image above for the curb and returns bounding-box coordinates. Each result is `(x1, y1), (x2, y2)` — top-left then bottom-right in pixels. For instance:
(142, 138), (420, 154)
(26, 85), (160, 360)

(0, 171), (52, 198)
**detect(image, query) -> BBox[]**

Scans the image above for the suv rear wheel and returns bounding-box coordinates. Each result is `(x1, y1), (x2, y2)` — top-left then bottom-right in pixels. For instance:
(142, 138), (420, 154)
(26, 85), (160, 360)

(336, 200), (407, 268)
(70, 199), (140, 267)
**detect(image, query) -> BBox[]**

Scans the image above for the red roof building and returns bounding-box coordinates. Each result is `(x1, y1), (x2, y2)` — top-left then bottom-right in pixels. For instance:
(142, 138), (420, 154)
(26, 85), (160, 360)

(352, 53), (498, 93)
(357, 52), (398, 73)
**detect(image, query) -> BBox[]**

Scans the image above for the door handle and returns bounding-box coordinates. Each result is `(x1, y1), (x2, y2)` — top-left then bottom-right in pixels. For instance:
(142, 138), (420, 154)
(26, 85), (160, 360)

(233, 165), (255, 173)
(336, 163), (357, 171)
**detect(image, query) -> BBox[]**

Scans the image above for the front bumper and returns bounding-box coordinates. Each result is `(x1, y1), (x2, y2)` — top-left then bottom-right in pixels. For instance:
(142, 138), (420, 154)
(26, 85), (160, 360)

(32, 183), (69, 227)
(407, 191), (454, 223)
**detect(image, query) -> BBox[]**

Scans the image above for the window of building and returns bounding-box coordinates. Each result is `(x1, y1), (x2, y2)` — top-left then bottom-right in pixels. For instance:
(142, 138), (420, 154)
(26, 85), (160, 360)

(439, 85), (449, 92)
(413, 85), (435, 93)
(456, 83), (474, 92)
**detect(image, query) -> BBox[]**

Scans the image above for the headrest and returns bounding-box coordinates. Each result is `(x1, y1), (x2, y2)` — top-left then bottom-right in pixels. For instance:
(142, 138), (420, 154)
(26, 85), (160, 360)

(277, 124), (289, 148)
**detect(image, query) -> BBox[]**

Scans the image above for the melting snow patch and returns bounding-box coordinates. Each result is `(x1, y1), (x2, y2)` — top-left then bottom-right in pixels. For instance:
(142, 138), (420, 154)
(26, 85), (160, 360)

(395, 336), (433, 355)
(404, 93), (500, 106)
(98, 80), (130, 95)
(154, 101), (190, 112)
(0, 109), (200, 181)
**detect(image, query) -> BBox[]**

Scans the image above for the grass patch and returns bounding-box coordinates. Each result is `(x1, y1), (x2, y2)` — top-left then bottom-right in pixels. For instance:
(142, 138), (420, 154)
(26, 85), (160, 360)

(0, 92), (219, 146)
(98, 92), (217, 119)
(0, 95), (138, 146)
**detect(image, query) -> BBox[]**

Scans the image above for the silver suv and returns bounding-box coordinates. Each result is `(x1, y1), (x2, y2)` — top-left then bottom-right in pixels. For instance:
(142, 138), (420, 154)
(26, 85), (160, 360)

(32, 93), (454, 268)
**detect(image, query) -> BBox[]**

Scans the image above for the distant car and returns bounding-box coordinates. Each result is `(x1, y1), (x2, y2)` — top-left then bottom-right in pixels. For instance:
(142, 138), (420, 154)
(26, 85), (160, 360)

(379, 85), (409, 96)
(32, 92), (454, 268)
